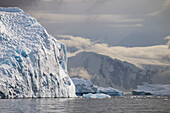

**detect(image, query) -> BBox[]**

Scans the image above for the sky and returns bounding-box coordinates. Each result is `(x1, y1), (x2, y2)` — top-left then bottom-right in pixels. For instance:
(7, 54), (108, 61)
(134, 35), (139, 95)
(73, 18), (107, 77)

(0, 0), (170, 66)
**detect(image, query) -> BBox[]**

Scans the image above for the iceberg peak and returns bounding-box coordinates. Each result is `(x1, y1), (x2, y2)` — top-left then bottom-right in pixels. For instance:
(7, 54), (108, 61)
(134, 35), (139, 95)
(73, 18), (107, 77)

(0, 7), (23, 13)
(0, 7), (76, 98)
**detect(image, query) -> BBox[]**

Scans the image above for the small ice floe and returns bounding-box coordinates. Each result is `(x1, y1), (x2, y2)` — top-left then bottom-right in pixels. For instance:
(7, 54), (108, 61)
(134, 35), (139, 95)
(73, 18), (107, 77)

(98, 87), (123, 96)
(82, 93), (111, 99)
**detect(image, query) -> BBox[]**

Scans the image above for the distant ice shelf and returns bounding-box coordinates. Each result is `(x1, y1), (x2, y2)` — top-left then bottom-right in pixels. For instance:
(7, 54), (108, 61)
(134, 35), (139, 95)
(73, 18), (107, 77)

(0, 7), (76, 98)
(132, 83), (170, 96)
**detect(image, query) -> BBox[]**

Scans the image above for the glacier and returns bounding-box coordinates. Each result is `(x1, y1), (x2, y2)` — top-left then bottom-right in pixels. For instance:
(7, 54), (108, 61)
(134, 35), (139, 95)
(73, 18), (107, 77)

(132, 83), (170, 96)
(0, 7), (76, 98)
(72, 77), (123, 96)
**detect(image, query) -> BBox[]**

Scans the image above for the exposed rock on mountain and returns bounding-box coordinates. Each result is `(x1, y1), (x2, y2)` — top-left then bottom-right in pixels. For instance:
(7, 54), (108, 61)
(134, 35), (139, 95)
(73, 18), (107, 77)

(68, 52), (170, 91)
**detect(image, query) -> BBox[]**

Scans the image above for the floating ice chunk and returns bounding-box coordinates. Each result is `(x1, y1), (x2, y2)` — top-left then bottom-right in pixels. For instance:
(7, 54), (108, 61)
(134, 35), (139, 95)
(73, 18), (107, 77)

(72, 77), (123, 96)
(133, 83), (170, 96)
(98, 87), (123, 96)
(71, 77), (98, 96)
(82, 93), (111, 99)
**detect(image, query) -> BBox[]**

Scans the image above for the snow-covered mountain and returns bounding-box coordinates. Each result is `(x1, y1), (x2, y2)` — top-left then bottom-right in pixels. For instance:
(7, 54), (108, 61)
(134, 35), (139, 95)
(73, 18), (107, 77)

(0, 7), (76, 98)
(68, 52), (170, 91)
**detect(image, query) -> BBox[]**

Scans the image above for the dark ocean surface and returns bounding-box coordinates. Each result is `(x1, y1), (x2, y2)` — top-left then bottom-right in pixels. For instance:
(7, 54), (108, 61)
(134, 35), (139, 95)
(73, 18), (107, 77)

(0, 96), (170, 113)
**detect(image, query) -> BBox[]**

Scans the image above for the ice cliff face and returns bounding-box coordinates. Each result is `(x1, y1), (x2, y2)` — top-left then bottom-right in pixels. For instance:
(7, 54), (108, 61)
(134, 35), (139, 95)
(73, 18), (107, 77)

(0, 7), (76, 98)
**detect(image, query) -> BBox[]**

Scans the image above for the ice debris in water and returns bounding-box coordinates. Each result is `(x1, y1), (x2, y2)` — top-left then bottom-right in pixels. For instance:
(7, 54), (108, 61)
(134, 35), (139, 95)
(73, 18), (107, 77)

(72, 77), (123, 96)
(71, 77), (98, 96)
(98, 87), (123, 96)
(0, 7), (76, 98)
(82, 93), (111, 99)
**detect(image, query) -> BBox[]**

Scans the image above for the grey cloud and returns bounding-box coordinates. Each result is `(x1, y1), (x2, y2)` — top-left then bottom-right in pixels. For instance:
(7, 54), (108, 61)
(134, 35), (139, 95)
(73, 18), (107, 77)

(165, 35), (170, 48)
(58, 35), (170, 67)
(0, 0), (37, 10)
(1, 0), (169, 47)
(69, 67), (91, 80)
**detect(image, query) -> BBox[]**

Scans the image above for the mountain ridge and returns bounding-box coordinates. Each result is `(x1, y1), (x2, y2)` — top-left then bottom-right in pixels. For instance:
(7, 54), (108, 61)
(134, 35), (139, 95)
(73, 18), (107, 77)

(68, 51), (170, 91)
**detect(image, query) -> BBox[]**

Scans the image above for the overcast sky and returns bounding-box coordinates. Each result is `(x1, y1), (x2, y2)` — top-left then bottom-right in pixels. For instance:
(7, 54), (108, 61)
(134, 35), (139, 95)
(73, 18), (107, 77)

(1, 0), (170, 47)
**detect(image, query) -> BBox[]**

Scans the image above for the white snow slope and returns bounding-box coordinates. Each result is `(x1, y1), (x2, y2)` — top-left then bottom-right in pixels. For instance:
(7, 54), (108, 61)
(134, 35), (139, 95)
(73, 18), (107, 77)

(0, 7), (76, 98)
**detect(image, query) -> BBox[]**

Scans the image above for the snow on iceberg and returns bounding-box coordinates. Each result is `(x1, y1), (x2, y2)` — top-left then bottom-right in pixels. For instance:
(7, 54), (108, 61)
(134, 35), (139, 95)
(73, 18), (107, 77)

(82, 93), (111, 99)
(0, 7), (76, 98)
(71, 77), (123, 96)
(132, 83), (170, 96)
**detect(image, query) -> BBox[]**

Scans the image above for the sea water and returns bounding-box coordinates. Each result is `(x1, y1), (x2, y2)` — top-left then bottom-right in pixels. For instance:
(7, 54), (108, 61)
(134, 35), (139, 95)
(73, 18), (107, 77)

(0, 96), (170, 113)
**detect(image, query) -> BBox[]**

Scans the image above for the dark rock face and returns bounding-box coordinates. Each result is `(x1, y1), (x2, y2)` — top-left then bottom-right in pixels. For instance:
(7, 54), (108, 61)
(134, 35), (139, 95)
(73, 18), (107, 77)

(68, 52), (170, 91)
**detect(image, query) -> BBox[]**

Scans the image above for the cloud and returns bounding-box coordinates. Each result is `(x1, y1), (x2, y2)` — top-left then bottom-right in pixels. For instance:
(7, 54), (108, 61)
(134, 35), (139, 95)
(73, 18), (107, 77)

(29, 12), (143, 24)
(109, 24), (143, 28)
(40, 0), (54, 2)
(0, 0), (36, 8)
(58, 35), (170, 67)
(165, 35), (170, 48)
(15, 0), (169, 47)
(149, 0), (170, 16)
(89, 44), (170, 66)
(57, 35), (91, 49)
(69, 67), (91, 80)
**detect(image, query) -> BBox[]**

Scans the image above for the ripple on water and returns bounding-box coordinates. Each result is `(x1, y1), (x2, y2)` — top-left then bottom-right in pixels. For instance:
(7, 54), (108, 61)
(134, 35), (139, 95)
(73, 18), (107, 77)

(0, 96), (170, 113)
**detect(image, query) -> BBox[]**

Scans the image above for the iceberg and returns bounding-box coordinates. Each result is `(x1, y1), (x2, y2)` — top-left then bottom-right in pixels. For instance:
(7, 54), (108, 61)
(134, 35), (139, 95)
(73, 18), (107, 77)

(71, 77), (123, 96)
(132, 83), (170, 96)
(82, 93), (111, 99)
(71, 77), (98, 96)
(98, 87), (123, 96)
(0, 7), (76, 98)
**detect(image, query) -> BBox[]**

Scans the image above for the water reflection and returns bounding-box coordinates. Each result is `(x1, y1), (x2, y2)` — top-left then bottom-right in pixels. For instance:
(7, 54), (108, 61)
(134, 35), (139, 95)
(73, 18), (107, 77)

(0, 98), (76, 113)
(0, 96), (170, 113)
